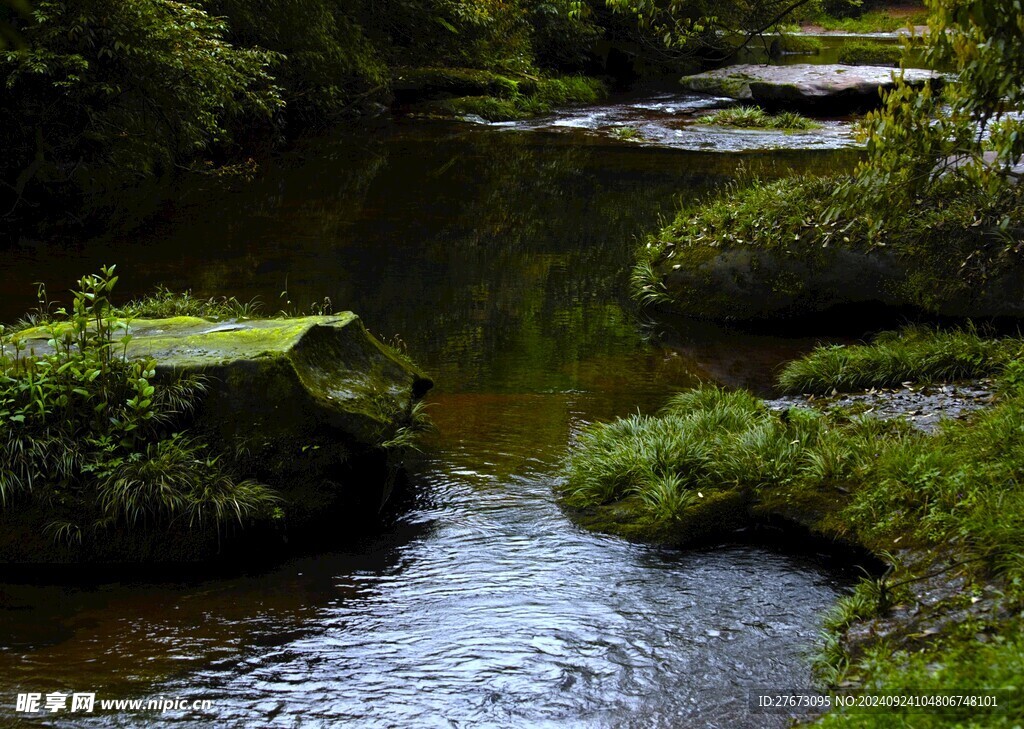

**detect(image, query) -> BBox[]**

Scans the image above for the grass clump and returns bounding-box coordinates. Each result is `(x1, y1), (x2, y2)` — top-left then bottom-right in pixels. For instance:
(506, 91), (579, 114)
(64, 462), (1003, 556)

(563, 386), (902, 533)
(0, 268), (279, 554)
(611, 126), (643, 141)
(837, 40), (904, 67)
(633, 173), (1024, 317)
(696, 106), (821, 130)
(117, 286), (262, 320)
(778, 325), (1022, 394)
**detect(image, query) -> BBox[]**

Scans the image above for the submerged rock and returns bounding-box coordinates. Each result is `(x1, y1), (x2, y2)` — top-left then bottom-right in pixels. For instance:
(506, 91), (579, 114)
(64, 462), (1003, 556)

(680, 64), (940, 110)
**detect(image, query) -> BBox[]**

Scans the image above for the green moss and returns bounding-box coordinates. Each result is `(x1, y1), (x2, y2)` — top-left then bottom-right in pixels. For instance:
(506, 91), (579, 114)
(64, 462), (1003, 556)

(682, 73), (755, 99)
(837, 40), (904, 67)
(771, 34), (823, 54)
(411, 73), (606, 121)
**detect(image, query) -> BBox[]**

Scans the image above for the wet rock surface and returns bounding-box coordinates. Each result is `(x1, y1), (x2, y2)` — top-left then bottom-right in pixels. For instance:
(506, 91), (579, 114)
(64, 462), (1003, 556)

(680, 64), (941, 110)
(502, 90), (859, 151)
(767, 380), (997, 433)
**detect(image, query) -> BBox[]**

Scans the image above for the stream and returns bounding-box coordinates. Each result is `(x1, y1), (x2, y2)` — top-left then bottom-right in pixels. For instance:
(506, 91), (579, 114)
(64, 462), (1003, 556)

(1, 102), (864, 727)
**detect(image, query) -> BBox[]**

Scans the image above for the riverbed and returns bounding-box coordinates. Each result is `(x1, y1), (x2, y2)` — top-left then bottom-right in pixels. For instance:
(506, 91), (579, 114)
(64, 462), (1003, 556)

(1, 102), (863, 726)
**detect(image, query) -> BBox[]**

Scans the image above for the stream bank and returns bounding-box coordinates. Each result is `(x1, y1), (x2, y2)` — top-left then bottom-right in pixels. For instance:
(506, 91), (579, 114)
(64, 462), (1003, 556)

(562, 327), (1024, 726)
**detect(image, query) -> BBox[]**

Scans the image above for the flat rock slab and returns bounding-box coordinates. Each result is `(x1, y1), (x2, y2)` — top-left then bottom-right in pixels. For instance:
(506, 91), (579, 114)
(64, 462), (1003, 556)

(15, 314), (433, 491)
(680, 64), (941, 109)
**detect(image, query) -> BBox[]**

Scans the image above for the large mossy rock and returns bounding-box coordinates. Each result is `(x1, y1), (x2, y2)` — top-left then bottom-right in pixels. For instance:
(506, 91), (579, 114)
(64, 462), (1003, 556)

(13, 315), (433, 546)
(654, 242), (1024, 323)
(680, 64), (940, 110)
(117, 314), (432, 449)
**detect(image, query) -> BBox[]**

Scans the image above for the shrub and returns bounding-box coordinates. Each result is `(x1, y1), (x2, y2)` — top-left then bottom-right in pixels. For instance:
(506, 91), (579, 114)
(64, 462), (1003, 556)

(0, 267), (279, 549)
(0, 0), (282, 211)
(207, 0), (388, 125)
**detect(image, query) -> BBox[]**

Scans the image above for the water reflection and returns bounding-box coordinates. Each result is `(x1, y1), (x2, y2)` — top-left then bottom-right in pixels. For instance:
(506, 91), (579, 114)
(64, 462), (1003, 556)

(0, 114), (859, 726)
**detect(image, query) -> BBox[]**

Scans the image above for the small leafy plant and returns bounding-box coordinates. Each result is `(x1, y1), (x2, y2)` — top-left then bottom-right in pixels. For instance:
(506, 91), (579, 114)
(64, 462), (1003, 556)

(0, 267), (279, 550)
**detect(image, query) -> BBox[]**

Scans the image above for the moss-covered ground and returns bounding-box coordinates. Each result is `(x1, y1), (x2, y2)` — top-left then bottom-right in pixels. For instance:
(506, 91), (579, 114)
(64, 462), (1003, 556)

(562, 328), (1024, 725)
(837, 40), (905, 67)
(631, 174), (1024, 319)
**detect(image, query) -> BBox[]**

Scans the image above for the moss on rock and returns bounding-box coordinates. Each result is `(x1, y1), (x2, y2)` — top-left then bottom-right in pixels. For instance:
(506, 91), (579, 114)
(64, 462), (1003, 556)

(634, 175), (1024, 322)
(11, 314), (433, 562)
(400, 71), (606, 121)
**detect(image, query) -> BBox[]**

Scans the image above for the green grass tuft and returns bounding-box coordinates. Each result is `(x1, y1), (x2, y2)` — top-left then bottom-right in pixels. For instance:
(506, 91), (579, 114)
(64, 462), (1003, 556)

(117, 286), (262, 320)
(777, 325), (1022, 394)
(696, 106), (822, 130)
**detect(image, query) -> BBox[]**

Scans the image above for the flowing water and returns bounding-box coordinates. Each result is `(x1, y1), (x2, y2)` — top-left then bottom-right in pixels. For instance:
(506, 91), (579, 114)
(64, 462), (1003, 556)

(0, 104), (863, 727)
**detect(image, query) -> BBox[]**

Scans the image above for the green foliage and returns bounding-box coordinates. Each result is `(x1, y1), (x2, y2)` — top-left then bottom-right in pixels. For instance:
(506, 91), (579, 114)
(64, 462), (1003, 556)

(0, 0), (282, 210)
(97, 434), (276, 530)
(208, 0), (387, 124)
(696, 105), (821, 130)
(611, 125), (643, 140)
(834, 0), (1024, 235)
(566, 374), (1024, 720)
(816, 632), (1024, 727)
(0, 267), (279, 548)
(0, 0), (30, 49)
(566, 373), (1024, 580)
(605, 0), (833, 57)
(836, 40), (903, 66)
(531, 0), (603, 70)
(770, 33), (822, 54)
(564, 386), (788, 509)
(806, 7), (930, 32)
(363, 0), (535, 73)
(635, 173), (1024, 314)
(778, 325), (1022, 394)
